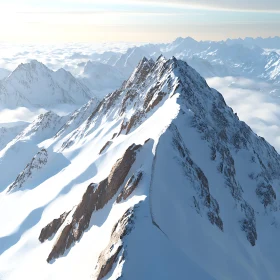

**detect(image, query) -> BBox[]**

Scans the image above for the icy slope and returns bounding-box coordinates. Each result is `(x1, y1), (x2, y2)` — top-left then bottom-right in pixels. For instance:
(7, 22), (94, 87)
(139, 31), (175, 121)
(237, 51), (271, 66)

(1, 56), (280, 280)
(0, 122), (28, 151)
(0, 60), (93, 107)
(0, 68), (11, 80)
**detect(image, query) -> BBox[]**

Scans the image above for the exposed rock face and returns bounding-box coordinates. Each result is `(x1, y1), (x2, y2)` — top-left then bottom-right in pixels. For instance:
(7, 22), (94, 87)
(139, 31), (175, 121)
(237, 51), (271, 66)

(99, 141), (113, 154)
(125, 57), (155, 88)
(95, 206), (136, 280)
(170, 124), (223, 231)
(240, 202), (257, 246)
(256, 183), (276, 208)
(117, 171), (143, 203)
(15, 111), (65, 143)
(46, 143), (142, 262)
(55, 99), (97, 139)
(126, 111), (144, 134)
(146, 91), (166, 113)
(39, 211), (70, 243)
(117, 119), (128, 136)
(8, 149), (48, 192)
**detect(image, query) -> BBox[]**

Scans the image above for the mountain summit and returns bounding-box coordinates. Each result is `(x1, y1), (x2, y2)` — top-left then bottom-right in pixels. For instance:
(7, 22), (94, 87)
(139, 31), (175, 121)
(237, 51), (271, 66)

(0, 60), (93, 107)
(1, 56), (280, 279)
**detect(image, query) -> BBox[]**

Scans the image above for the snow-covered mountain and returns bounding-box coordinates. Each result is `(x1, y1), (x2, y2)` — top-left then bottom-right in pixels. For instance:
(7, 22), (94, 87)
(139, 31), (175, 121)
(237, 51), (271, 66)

(0, 60), (93, 107)
(0, 68), (11, 80)
(1, 56), (280, 279)
(0, 122), (28, 151)
(226, 36), (280, 49)
(84, 37), (280, 90)
(79, 61), (126, 99)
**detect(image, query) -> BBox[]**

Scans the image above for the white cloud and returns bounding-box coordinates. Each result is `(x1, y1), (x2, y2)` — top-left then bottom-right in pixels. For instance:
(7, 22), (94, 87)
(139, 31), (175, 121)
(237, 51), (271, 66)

(207, 76), (280, 152)
(0, 42), (138, 73)
(146, 0), (280, 12)
(59, 0), (280, 12)
(0, 107), (46, 124)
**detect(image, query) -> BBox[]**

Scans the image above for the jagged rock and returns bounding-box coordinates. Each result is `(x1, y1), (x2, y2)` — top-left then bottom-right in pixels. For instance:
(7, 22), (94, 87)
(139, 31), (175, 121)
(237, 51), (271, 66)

(55, 99), (97, 139)
(96, 245), (123, 280)
(146, 91), (166, 113)
(240, 201), (257, 246)
(117, 119), (128, 136)
(8, 149), (48, 192)
(125, 57), (155, 88)
(39, 211), (70, 243)
(126, 111), (144, 134)
(256, 183), (276, 208)
(170, 124), (223, 231)
(47, 143), (142, 262)
(95, 207), (135, 280)
(111, 133), (118, 139)
(116, 171), (143, 203)
(99, 141), (113, 154)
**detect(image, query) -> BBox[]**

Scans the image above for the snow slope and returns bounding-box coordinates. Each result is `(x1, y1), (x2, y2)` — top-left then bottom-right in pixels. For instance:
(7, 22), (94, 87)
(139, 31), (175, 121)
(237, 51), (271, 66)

(1, 56), (280, 280)
(0, 122), (28, 151)
(0, 68), (10, 80)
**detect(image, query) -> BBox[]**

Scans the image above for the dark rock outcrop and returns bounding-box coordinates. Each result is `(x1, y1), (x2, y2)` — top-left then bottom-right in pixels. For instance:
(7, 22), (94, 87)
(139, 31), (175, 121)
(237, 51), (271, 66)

(256, 183), (276, 208)
(240, 201), (257, 246)
(46, 143), (142, 262)
(99, 141), (113, 154)
(171, 123), (224, 231)
(39, 211), (70, 243)
(8, 149), (48, 192)
(126, 111), (144, 134)
(146, 91), (166, 113)
(117, 171), (143, 203)
(95, 207), (136, 280)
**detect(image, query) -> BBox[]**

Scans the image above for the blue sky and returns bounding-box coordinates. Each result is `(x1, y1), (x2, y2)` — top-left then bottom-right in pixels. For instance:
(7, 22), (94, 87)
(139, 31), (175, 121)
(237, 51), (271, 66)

(0, 0), (279, 43)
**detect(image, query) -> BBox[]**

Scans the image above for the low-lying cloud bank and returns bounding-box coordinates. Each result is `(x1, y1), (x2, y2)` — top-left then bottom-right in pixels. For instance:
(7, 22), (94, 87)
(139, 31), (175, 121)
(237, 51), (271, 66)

(0, 107), (46, 125)
(207, 76), (280, 152)
(0, 42), (138, 75)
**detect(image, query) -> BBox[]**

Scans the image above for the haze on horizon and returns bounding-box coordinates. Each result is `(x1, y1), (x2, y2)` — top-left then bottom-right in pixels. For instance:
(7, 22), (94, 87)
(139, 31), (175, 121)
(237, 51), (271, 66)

(0, 0), (280, 43)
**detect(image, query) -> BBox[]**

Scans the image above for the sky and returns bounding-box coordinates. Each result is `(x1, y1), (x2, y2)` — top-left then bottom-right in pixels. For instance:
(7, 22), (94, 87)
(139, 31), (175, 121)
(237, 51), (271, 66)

(0, 0), (280, 43)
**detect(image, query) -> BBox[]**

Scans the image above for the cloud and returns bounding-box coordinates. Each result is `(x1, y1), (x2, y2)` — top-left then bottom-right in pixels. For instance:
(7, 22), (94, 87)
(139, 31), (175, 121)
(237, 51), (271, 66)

(0, 42), (138, 73)
(60, 0), (280, 13)
(144, 0), (280, 12)
(0, 107), (46, 124)
(207, 76), (280, 152)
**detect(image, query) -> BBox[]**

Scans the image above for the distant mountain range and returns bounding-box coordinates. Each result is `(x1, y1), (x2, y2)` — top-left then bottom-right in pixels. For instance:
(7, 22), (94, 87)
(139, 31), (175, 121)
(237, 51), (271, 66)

(77, 36), (280, 98)
(0, 37), (279, 107)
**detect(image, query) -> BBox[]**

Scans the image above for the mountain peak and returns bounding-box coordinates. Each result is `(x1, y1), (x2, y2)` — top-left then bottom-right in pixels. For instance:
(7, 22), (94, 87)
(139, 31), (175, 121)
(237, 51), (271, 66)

(125, 56), (156, 87)
(2, 55), (280, 279)
(0, 61), (93, 107)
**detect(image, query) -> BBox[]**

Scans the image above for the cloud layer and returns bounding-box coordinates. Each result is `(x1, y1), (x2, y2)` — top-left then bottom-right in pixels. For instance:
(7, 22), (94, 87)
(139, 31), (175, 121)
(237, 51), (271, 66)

(141, 0), (280, 12)
(0, 42), (137, 73)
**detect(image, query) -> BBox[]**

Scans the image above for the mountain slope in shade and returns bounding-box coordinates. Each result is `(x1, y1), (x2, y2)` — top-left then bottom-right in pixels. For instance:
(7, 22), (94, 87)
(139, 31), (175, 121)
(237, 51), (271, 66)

(1, 56), (280, 279)
(0, 68), (11, 80)
(0, 60), (94, 108)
